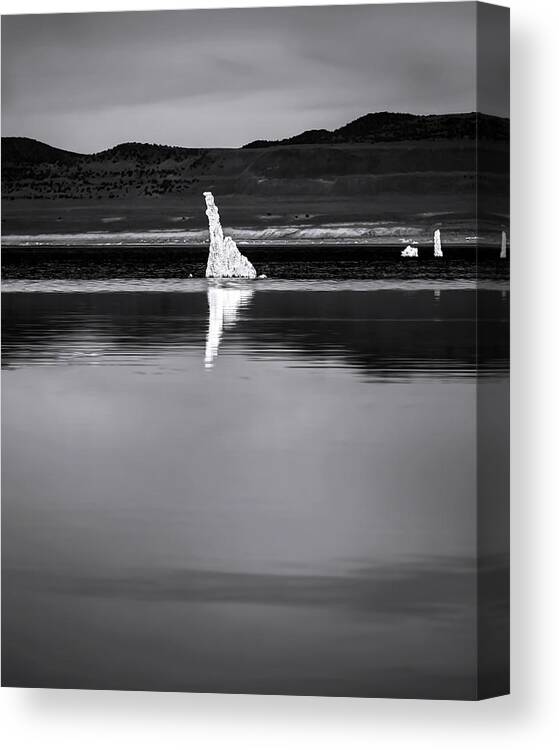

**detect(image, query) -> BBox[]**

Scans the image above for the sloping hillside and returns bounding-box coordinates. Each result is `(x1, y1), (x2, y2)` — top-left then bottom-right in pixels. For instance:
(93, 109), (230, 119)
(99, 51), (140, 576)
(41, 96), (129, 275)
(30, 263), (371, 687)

(1, 137), (83, 165)
(1, 139), (507, 201)
(1, 112), (509, 241)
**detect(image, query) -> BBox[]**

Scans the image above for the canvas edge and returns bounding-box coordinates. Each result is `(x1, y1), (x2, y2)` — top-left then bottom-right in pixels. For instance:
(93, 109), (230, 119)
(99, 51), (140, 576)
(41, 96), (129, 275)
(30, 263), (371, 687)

(475, 0), (511, 701)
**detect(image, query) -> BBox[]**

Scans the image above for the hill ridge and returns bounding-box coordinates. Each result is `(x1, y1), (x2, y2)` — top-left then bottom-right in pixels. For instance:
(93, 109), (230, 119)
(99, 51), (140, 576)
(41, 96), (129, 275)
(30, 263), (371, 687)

(2, 111), (510, 165)
(243, 111), (509, 148)
(1, 111), (509, 207)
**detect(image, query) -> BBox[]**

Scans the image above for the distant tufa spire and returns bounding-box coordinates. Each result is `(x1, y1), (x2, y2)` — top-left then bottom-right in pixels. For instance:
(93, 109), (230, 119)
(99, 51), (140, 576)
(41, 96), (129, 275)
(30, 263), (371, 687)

(434, 228), (443, 257)
(500, 230), (507, 259)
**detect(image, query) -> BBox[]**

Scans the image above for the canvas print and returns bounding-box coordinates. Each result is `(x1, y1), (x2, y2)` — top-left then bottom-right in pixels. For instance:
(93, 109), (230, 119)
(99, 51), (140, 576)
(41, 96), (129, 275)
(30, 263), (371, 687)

(1, 2), (509, 699)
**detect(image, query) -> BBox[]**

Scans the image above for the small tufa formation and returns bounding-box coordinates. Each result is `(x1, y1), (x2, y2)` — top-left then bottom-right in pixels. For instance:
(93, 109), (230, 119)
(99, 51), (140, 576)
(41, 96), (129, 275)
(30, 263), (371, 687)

(434, 228), (443, 257)
(401, 245), (418, 258)
(204, 192), (257, 279)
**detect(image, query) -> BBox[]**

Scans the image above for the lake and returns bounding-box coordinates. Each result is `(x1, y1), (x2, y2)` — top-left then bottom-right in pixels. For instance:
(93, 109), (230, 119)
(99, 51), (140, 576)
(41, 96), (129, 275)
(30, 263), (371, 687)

(2, 256), (509, 698)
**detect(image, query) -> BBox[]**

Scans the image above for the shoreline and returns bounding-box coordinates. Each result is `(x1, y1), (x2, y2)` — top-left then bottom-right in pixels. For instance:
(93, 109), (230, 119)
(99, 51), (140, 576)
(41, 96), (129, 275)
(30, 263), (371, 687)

(2, 235), (503, 249)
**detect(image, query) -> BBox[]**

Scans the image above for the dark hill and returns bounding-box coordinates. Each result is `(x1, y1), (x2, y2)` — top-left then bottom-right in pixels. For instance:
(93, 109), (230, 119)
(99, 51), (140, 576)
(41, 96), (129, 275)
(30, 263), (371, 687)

(91, 142), (203, 163)
(243, 112), (509, 148)
(0, 111), (509, 223)
(1, 137), (83, 165)
(1, 138), (206, 167)
(1, 112), (509, 169)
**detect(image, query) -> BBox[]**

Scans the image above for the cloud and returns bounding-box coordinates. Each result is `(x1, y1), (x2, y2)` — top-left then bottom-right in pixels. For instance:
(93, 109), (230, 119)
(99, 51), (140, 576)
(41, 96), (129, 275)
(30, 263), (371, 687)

(1, 4), (506, 150)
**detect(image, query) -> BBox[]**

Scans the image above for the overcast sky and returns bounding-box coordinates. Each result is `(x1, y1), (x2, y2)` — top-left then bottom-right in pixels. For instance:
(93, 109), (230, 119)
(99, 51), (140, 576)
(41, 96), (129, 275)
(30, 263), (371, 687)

(1, 3), (509, 152)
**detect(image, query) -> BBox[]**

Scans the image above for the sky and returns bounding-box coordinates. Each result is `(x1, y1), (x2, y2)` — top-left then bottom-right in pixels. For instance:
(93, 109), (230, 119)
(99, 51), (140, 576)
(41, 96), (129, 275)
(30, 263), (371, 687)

(1, 3), (509, 152)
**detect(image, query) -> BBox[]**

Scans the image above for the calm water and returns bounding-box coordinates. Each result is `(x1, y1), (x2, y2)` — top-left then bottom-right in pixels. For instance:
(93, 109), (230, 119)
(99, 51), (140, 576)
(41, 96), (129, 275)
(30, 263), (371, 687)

(2, 244), (509, 281)
(1, 278), (509, 698)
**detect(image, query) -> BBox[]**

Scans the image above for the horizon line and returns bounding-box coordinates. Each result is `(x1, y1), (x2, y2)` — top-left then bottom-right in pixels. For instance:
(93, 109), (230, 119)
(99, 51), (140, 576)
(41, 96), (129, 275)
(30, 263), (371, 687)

(1, 110), (509, 157)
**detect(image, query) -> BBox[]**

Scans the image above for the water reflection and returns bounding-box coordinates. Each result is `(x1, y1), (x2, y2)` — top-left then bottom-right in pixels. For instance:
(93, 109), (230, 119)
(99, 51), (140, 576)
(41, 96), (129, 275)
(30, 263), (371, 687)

(204, 284), (254, 368)
(1, 284), (509, 379)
